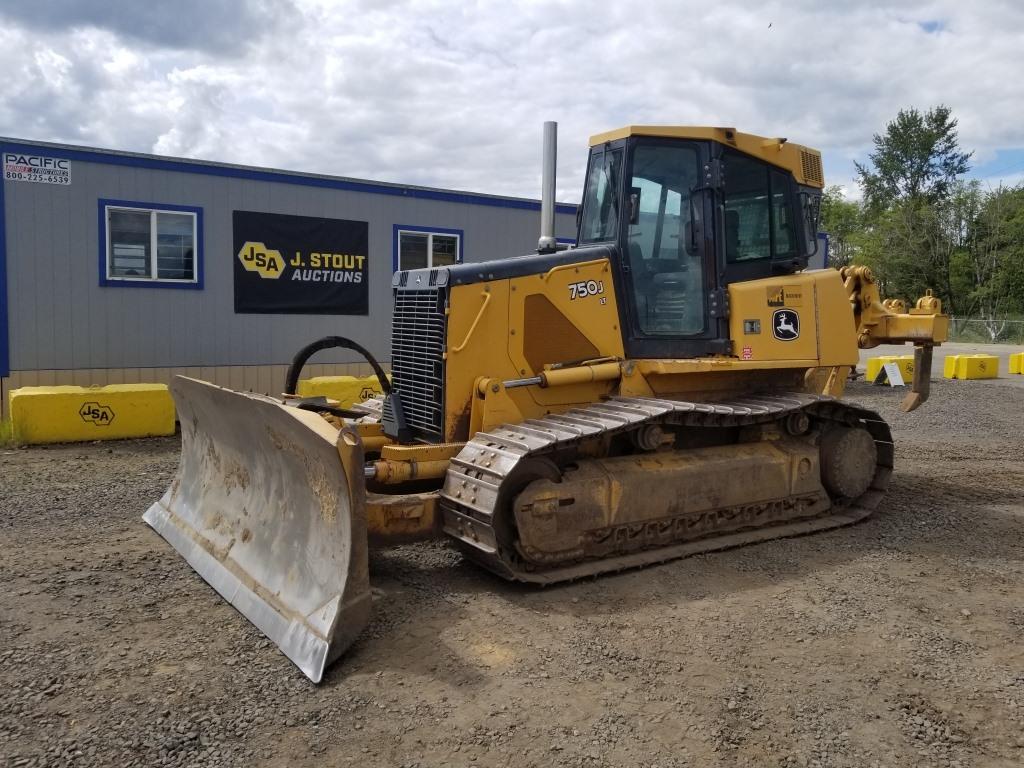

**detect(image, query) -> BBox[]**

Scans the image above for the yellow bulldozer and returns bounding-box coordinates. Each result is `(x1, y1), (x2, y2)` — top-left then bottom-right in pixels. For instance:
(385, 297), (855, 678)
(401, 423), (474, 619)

(144, 123), (948, 682)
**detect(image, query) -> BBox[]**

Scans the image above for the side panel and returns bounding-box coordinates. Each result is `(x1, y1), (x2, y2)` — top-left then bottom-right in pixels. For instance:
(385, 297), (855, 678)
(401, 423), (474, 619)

(727, 269), (857, 366)
(443, 258), (626, 440)
(506, 258), (624, 407)
(813, 269), (861, 366)
(444, 280), (512, 439)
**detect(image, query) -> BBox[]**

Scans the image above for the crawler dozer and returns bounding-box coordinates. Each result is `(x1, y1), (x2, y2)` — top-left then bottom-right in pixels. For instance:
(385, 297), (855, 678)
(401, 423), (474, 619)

(145, 123), (948, 682)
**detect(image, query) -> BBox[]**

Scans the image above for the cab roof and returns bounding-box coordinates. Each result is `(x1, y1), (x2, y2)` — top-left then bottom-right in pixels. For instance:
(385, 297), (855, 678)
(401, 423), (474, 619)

(588, 125), (824, 188)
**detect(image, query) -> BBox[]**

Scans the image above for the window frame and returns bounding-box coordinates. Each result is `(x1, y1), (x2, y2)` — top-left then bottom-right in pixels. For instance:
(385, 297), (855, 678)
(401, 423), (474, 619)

(623, 140), (707, 338)
(578, 145), (624, 245)
(721, 151), (798, 265)
(98, 198), (204, 289)
(392, 224), (464, 271)
(769, 168), (798, 261)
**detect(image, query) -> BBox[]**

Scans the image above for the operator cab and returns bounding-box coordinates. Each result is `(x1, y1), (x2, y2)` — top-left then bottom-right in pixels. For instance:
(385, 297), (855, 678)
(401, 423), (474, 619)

(578, 127), (823, 358)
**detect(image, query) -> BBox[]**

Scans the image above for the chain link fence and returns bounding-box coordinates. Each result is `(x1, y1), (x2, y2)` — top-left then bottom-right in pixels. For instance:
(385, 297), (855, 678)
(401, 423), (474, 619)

(948, 317), (1024, 344)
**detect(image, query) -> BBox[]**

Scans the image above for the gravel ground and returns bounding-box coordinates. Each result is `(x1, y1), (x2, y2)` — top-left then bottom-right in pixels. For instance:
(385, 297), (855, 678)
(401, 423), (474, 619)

(2, 378), (1023, 768)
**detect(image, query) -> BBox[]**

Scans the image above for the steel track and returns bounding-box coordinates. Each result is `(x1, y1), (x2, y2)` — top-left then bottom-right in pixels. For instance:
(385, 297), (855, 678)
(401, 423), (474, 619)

(437, 393), (893, 584)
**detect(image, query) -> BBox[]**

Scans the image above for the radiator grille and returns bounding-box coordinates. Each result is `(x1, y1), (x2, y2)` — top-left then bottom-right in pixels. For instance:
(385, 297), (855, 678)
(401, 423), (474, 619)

(800, 150), (824, 186)
(390, 286), (447, 441)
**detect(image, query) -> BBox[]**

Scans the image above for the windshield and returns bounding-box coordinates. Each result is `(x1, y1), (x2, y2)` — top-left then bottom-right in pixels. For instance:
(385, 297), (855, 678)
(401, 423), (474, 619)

(579, 148), (622, 243)
(625, 143), (704, 335)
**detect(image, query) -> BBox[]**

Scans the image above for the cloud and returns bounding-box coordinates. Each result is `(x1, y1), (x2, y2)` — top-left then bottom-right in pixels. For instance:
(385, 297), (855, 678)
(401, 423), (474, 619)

(0, 0), (1022, 202)
(0, 0), (295, 54)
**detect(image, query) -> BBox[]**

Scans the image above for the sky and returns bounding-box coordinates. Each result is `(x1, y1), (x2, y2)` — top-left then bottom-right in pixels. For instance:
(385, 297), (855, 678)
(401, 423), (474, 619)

(1, 0), (1023, 202)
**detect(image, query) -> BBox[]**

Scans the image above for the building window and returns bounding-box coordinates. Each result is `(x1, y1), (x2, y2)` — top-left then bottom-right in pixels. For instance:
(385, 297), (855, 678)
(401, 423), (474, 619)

(393, 225), (464, 271)
(99, 199), (203, 288)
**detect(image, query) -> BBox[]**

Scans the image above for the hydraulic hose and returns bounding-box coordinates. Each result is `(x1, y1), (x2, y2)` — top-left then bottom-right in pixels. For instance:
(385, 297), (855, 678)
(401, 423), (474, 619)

(284, 336), (392, 398)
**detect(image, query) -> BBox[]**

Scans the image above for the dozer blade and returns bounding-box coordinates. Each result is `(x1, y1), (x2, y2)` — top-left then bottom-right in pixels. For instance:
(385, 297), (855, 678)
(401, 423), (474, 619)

(143, 376), (370, 683)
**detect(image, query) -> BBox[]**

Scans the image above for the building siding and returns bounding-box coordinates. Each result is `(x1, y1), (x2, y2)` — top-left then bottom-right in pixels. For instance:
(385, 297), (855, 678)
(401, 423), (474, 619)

(2, 141), (577, 381)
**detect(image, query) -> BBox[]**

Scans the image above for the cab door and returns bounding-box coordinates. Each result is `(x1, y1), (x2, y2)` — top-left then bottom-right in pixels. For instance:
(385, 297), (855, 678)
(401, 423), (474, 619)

(615, 138), (728, 358)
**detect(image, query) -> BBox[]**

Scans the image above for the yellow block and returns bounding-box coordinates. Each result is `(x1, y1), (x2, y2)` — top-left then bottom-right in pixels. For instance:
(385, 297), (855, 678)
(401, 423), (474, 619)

(296, 375), (386, 407)
(943, 354), (999, 380)
(942, 355), (959, 379)
(1009, 351), (1024, 375)
(865, 354), (914, 383)
(9, 384), (175, 444)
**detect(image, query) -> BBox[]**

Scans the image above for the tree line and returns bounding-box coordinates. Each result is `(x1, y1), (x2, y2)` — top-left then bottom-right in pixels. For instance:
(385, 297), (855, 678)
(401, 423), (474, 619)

(821, 105), (1024, 339)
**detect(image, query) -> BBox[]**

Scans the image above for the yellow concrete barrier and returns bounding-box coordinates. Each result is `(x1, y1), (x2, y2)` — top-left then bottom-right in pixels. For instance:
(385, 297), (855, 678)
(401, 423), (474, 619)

(942, 354), (999, 380)
(296, 375), (386, 407)
(942, 355), (958, 379)
(865, 354), (915, 383)
(9, 384), (176, 444)
(1009, 351), (1024, 375)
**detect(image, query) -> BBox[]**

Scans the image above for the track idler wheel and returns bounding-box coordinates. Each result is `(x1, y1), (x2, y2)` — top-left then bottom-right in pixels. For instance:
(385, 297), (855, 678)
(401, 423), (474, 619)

(497, 458), (563, 566)
(819, 426), (877, 500)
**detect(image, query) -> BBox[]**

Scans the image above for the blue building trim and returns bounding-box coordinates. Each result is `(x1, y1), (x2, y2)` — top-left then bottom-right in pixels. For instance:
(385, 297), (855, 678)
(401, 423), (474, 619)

(97, 198), (204, 290)
(392, 224), (466, 272)
(0, 174), (8, 377)
(3, 139), (578, 216)
(817, 231), (830, 266)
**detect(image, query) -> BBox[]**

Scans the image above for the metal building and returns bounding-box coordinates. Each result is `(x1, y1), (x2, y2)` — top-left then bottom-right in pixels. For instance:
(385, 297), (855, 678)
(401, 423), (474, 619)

(0, 138), (578, 415)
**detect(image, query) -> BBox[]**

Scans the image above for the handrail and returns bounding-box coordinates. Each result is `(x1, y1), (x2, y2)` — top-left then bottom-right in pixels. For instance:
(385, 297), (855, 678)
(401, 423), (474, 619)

(541, 259), (609, 282)
(449, 291), (492, 353)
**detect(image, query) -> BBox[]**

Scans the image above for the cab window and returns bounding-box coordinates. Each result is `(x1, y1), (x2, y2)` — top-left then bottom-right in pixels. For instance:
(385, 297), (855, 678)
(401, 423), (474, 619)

(579, 148), (622, 243)
(624, 143), (703, 335)
(723, 152), (796, 262)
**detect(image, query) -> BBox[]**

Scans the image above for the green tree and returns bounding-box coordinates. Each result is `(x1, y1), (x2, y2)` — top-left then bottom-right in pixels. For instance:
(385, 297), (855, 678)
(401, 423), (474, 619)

(965, 184), (1024, 337)
(855, 105), (972, 214)
(819, 185), (861, 267)
(828, 105), (1022, 330)
(853, 106), (974, 310)
(853, 181), (981, 315)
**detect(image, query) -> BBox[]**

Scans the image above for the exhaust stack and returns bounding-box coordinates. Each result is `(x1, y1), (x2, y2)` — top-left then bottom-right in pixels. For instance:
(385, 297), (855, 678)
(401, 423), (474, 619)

(537, 121), (558, 253)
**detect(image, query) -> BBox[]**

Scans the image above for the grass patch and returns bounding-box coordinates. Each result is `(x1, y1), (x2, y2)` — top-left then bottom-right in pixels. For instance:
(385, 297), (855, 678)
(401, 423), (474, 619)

(0, 418), (14, 447)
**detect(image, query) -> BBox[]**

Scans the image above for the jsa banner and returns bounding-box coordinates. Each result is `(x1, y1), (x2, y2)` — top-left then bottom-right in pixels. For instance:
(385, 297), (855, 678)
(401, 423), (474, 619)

(233, 210), (369, 314)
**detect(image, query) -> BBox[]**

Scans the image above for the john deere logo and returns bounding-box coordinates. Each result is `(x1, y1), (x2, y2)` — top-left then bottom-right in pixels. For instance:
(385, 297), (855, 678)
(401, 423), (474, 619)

(80, 402), (114, 425)
(772, 309), (800, 341)
(237, 241), (284, 279)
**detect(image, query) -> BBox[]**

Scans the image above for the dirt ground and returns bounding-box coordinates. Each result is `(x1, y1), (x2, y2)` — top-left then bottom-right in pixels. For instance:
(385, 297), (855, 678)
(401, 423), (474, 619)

(2, 377), (1022, 768)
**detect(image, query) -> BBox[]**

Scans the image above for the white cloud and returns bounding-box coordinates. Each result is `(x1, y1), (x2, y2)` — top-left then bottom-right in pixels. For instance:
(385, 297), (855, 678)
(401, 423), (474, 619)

(978, 171), (1024, 191)
(1, 0), (1022, 201)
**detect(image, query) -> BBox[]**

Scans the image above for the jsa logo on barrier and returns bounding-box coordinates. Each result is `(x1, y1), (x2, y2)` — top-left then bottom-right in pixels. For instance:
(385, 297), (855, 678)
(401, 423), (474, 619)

(237, 242), (285, 279)
(79, 402), (115, 426)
